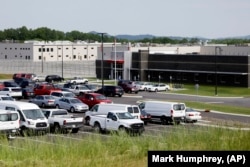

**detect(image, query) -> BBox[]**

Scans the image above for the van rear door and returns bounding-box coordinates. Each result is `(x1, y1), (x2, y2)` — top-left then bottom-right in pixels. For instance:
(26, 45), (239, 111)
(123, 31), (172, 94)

(0, 111), (20, 132)
(172, 103), (185, 117)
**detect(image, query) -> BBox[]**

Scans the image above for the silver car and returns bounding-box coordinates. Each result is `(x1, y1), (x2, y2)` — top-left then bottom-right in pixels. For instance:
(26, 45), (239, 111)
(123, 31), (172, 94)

(29, 95), (56, 108)
(55, 97), (89, 113)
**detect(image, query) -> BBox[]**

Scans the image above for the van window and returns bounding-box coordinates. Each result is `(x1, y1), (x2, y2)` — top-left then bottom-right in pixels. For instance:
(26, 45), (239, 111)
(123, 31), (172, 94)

(173, 104), (185, 110)
(90, 105), (99, 112)
(127, 107), (133, 114)
(133, 107), (140, 113)
(0, 113), (18, 121)
(5, 106), (15, 111)
(138, 103), (145, 110)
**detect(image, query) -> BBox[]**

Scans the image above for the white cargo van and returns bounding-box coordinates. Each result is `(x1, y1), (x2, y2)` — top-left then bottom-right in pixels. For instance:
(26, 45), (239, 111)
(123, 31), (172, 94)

(84, 103), (141, 125)
(0, 101), (49, 136)
(138, 101), (185, 125)
(0, 109), (20, 139)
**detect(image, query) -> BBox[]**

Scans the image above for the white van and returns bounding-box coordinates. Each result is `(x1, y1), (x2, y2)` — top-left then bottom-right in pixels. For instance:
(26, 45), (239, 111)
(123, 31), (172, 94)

(84, 103), (141, 125)
(0, 101), (49, 136)
(0, 109), (20, 139)
(138, 101), (186, 125)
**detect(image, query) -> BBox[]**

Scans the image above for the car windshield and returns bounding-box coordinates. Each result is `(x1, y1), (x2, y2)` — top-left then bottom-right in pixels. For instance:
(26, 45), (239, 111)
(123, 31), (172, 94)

(95, 95), (107, 100)
(22, 109), (45, 119)
(173, 104), (185, 110)
(44, 96), (55, 99)
(116, 112), (134, 119)
(69, 99), (82, 104)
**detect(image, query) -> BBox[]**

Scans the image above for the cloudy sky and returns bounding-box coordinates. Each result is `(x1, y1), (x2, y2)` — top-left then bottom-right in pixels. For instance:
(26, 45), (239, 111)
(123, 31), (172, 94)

(1, 0), (250, 39)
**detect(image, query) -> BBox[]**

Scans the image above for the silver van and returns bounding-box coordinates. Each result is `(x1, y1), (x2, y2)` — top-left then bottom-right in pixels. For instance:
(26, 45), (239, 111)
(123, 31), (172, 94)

(84, 103), (141, 125)
(138, 101), (185, 125)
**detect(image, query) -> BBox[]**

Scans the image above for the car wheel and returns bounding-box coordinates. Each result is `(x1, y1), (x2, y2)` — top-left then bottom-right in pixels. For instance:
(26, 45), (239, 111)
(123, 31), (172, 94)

(70, 107), (75, 113)
(85, 117), (90, 125)
(71, 128), (79, 133)
(41, 103), (46, 108)
(93, 122), (101, 133)
(160, 117), (168, 125)
(155, 89), (158, 92)
(54, 124), (61, 134)
(144, 88), (147, 91)
(118, 126), (127, 135)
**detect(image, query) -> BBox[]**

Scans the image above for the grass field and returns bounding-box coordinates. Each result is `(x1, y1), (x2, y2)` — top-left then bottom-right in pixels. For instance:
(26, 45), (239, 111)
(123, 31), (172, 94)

(0, 126), (249, 167)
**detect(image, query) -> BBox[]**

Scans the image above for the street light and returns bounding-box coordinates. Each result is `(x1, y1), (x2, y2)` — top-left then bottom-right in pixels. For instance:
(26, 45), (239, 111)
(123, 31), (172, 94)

(215, 46), (222, 96)
(61, 45), (64, 78)
(98, 33), (106, 94)
(41, 45), (44, 73)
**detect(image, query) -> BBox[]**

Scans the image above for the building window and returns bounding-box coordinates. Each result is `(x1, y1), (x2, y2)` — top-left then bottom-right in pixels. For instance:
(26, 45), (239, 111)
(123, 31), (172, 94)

(91, 54), (94, 57)
(66, 55), (69, 57)
(91, 47), (94, 49)
(15, 48), (17, 50)
(51, 48), (53, 52)
(5, 55), (7, 59)
(66, 48), (69, 50)
(39, 56), (41, 60)
(84, 47), (87, 49)
(84, 55), (87, 59)
(73, 55), (76, 59)
(47, 48), (49, 52)
(51, 55), (54, 58)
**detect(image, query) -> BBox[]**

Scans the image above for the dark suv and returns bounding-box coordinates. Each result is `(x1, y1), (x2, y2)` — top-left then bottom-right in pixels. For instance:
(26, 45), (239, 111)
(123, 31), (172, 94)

(45, 75), (64, 83)
(117, 80), (139, 94)
(95, 85), (124, 97)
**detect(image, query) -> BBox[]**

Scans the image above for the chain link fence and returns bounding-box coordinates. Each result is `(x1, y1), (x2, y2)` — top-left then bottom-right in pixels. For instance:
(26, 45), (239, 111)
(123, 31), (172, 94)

(0, 60), (96, 78)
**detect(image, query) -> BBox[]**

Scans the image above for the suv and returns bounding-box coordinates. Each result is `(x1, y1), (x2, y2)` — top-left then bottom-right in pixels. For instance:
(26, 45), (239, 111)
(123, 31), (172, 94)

(95, 85), (124, 97)
(45, 75), (64, 83)
(117, 80), (139, 94)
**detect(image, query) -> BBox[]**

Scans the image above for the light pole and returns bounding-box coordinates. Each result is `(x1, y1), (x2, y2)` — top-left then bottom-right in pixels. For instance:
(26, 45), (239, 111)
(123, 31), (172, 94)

(41, 45), (44, 73)
(215, 46), (222, 96)
(114, 38), (117, 85)
(61, 45), (64, 78)
(98, 33), (106, 94)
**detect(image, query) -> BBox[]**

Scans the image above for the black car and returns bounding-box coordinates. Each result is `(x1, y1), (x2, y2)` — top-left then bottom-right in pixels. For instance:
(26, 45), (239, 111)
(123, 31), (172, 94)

(22, 87), (35, 99)
(95, 85), (124, 97)
(3, 81), (20, 87)
(45, 75), (64, 83)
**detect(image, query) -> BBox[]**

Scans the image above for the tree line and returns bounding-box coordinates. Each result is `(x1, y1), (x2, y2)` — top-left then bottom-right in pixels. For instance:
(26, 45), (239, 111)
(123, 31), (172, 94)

(0, 26), (249, 45)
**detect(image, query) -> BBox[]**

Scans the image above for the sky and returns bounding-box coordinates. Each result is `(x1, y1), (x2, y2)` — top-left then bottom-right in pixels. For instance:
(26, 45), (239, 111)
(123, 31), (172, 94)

(1, 0), (250, 39)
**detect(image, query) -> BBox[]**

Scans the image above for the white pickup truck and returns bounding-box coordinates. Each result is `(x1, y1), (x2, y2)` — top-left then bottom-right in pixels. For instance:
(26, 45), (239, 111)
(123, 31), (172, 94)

(42, 109), (83, 133)
(89, 110), (144, 135)
(0, 109), (20, 139)
(67, 77), (88, 85)
(67, 85), (92, 96)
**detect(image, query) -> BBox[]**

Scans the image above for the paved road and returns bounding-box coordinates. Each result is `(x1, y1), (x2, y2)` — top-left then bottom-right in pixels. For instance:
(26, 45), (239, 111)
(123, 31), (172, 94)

(108, 91), (250, 124)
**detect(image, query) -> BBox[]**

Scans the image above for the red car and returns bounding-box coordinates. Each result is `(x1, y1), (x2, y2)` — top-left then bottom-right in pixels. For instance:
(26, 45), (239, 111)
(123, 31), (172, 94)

(34, 84), (61, 95)
(77, 93), (113, 109)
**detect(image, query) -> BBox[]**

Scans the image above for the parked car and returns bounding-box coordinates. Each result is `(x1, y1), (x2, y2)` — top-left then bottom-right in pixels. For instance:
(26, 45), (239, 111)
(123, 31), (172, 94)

(117, 80), (139, 94)
(139, 82), (154, 91)
(184, 107), (202, 123)
(147, 83), (170, 92)
(67, 84), (92, 96)
(22, 87), (35, 99)
(33, 83), (61, 96)
(140, 110), (152, 125)
(0, 95), (15, 101)
(67, 77), (88, 84)
(0, 87), (22, 99)
(95, 85), (124, 97)
(77, 93), (113, 109)
(3, 81), (19, 87)
(29, 95), (56, 108)
(31, 75), (46, 82)
(55, 97), (89, 113)
(45, 75), (64, 83)
(42, 109), (83, 134)
(85, 84), (102, 92)
(50, 91), (76, 99)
